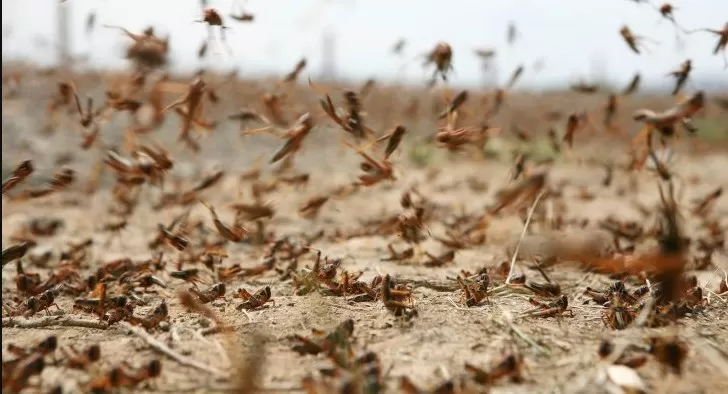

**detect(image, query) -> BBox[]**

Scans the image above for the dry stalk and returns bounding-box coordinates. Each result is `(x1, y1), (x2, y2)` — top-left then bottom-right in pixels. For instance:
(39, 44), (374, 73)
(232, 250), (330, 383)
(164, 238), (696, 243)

(506, 190), (547, 284)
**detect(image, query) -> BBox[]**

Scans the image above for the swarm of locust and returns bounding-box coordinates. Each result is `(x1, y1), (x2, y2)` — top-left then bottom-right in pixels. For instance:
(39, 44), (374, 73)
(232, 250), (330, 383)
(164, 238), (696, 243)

(577, 181), (705, 329)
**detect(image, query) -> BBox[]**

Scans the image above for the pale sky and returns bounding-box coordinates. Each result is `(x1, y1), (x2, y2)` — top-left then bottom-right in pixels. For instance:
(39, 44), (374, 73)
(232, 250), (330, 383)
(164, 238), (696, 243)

(2, 0), (727, 90)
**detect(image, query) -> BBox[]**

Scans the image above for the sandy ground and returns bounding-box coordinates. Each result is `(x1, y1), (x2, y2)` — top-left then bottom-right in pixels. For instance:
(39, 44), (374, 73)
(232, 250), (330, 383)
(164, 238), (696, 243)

(2, 69), (728, 394)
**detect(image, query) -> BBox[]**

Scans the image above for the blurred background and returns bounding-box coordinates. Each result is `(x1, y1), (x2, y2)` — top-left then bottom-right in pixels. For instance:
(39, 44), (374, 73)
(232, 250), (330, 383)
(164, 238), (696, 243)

(2, 0), (727, 91)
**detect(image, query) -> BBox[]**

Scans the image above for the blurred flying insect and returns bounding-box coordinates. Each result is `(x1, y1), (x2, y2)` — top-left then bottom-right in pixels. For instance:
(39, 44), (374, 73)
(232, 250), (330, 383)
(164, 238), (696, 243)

(622, 72), (641, 95)
(506, 65), (525, 89)
(688, 22), (728, 68)
(200, 200), (248, 243)
(604, 94), (619, 130)
(619, 26), (659, 54)
(438, 90), (469, 120)
(195, 8), (232, 54)
(654, 3), (686, 31)
(229, 1), (255, 23)
(423, 42), (454, 84)
(230, 12), (254, 22)
(85, 10), (96, 37)
(2, 160), (33, 194)
(391, 38), (406, 55)
(507, 22), (519, 46)
(667, 59), (691, 96)
(282, 58), (307, 83)
(377, 125), (407, 160)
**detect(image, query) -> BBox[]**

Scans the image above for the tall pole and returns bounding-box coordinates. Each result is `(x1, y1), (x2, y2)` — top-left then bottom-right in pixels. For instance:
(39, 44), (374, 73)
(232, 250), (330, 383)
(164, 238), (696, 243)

(480, 58), (499, 90)
(58, 1), (71, 68)
(320, 29), (336, 82)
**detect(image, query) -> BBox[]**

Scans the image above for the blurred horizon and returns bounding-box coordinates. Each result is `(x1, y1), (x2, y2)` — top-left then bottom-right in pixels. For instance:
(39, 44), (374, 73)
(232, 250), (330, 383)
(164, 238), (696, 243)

(2, 0), (727, 92)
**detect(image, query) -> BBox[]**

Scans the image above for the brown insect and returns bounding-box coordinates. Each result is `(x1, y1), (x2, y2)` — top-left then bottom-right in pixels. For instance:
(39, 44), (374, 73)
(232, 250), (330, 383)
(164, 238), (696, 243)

(311, 81), (373, 142)
(299, 195), (330, 219)
(341, 90), (371, 140)
(474, 48), (496, 59)
(291, 319), (355, 356)
(619, 25), (657, 54)
(62, 344), (102, 370)
(164, 77), (213, 152)
(359, 78), (376, 98)
(648, 336), (688, 375)
(216, 264), (243, 283)
(159, 170), (226, 208)
(103, 25), (169, 70)
(229, 4), (255, 23)
(438, 90), (468, 120)
(373, 125), (407, 160)
(465, 345), (524, 386)
(4, 335), (57, 360)
(505, 64), (525, 89)
(230, 107), (272, 130)
(597, 340), (649, 369)
(240, 257), (276, 277)
(3, 337), (56, 384)
(457, 273), (489, 307)
(283, 58), (307, 83)
(74, 282), (128, 320)
(391, 38), (406, 55)
(344, 140), (396, 187)
(434, 227), (486, 249)
(622, 72), (641, 95)
(128, 301), (169, 330)
(3, 292), (38, 318)
(381, 244), (414, 262)
(688, 22), (727, 67)
(604, 94), (618, 129)
(601, 293), (638, 330)
(631, 91), (705, 155)
(381, 274), (417, 318)
(2, 159), (33, 194)
(562, 113), (582, 148)
(123, 271), (167, 292)
(86, 359), (162, 392)
(15, 260), (66, 297)
(570, 81), (600, 94)
(170, 269), (206, 289)
(195, 8), (231, 52)
(400, 376), (456, 394)
(488, 172), (547, 215)
(522, 294), (572, 318)
(718, 277), (727, 294)
(190, 282), (226, 304)
(2, 354), (45, 393)
(236, 285), (273, 310)
(692, 187), (722, 215)
(667, 59), (691, 96)
(261, 92), (288, 126)
(45, 81), (78, 128)
(10, 167), (75, 201)
(523, 281), (562, 297)
(151, 209), (191, 251)
(422, 250), (455, 267)
(229, 200), (275, 221)
(270, 113), (315, 164)
(423, 42), (454, 84)
(200, 200), (248, 242)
